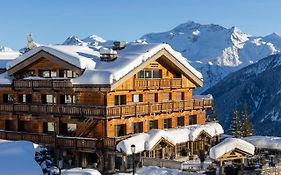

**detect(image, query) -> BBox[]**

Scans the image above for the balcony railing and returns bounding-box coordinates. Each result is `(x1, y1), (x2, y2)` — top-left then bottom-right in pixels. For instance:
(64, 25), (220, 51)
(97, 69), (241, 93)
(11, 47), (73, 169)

(0, 130), (116, 150)
(134, 78), (182, 89)
(0, 98), (212, 119)
(13, 79), (73, 90)
(106, 98), (212, 118)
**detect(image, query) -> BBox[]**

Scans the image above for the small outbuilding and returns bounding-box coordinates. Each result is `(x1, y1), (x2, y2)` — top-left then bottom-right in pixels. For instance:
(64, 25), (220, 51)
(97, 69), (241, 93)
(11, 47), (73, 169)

(209, 138), (255, 175)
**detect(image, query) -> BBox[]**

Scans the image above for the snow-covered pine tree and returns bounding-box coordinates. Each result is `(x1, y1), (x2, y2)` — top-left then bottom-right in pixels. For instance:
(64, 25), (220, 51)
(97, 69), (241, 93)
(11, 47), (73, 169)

(241, 104), (254, 137)
(229, 110), (241, 138)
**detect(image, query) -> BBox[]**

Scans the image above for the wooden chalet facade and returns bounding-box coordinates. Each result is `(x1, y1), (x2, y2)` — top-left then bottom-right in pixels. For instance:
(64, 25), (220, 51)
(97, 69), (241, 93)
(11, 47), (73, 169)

(0, 43), (215, 172)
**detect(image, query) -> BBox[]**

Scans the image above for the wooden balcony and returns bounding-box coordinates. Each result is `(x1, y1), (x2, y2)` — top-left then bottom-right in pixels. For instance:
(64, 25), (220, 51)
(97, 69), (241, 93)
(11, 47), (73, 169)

(134, 78), (182, 89)
(13, 79), (73, 90)
(0, 103), (106, 119)
(0, 98), (212, 119)
(106, 98), (213, 118)
(0, 130), (116, 150)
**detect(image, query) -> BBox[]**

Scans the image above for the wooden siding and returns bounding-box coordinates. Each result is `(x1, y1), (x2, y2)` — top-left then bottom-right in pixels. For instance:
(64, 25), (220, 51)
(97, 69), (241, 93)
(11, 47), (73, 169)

(106, 110), (206, 137)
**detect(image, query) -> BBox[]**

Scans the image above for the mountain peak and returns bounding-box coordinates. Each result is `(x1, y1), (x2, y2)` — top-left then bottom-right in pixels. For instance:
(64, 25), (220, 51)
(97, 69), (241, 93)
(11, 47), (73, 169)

(0, 46), (13, 52)
(82, 34), (106, 44)
(62, 35), (86, 46)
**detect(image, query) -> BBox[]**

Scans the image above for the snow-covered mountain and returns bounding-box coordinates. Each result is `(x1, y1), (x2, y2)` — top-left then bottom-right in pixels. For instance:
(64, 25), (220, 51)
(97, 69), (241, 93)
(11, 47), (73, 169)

(62, 34), (113, 47)
(0, 46), (13, 52)
(204, 53), (281, 136)
(0, 45), (20, 70)
(141, 21), (279, 93)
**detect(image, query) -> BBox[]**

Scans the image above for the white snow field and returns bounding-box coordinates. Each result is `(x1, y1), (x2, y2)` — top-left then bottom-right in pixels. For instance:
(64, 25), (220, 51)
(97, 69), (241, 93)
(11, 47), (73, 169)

(0, 140), (43, 175)
(62, 168), (101, 175)
(243, 136), (281, 151)
(115, 166), (203, 175)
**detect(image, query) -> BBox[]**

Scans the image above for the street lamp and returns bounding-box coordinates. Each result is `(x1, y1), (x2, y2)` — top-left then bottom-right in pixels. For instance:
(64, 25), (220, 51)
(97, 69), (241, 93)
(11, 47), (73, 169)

(131, 144), (136, 175)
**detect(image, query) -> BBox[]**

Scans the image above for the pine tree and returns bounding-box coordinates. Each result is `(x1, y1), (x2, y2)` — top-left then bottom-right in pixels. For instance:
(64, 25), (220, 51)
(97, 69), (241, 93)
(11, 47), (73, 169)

(241, 103), (254, 137)
(229, 110), (241, 138)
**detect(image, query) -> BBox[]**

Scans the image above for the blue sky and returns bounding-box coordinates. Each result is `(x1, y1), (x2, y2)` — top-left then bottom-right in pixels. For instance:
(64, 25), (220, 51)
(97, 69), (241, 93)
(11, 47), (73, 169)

(1, 0), (281, 49)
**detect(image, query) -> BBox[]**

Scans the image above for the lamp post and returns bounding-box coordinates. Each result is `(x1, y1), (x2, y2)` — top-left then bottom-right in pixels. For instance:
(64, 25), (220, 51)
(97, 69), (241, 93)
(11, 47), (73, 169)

(131, 144), (136, 175)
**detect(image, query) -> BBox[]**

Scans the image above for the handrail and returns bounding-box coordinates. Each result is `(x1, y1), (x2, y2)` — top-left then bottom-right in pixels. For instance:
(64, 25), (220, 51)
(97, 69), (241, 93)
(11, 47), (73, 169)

(0, 130), (116, 149)
(134, 78), (182, 89)
(0, 98), (212, 118)
(13, 79), (73, 90)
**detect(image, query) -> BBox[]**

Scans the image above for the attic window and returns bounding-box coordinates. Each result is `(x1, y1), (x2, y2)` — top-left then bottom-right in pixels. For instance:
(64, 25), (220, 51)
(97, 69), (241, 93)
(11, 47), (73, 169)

(100, 47), (117, 61)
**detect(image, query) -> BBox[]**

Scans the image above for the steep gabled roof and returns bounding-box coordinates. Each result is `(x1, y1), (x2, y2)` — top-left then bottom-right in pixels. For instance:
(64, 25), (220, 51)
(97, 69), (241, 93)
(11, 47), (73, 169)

(5, 43), (203, 87)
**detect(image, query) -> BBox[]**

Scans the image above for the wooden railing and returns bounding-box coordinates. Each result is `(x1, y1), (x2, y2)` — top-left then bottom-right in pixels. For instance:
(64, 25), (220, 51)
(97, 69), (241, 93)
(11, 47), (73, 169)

(0, 130), (116, 150)
(106, 98), (212, 118)
(134, 78), (182, 89)
(13, 79), (73, 90)
(0, 98), (212, 118)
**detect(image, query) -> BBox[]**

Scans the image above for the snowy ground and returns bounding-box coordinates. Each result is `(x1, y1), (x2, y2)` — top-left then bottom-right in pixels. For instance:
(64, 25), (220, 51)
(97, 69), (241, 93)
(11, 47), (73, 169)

(0, 140), (43, 175)
(62, 168), (101, 175)
(115, 166), (203, 175)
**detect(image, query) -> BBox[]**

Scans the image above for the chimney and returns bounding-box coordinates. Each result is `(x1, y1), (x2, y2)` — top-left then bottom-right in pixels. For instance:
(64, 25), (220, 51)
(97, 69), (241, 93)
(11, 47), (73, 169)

(113, 41), (126, 50)
(100, 47), (117, 61)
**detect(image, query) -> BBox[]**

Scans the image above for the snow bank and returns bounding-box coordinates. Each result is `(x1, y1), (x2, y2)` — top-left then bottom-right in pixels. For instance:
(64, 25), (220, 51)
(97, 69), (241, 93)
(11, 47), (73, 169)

(0, 140), (43, 175)
(115, 166), (202, 175)
(209, 138), (255, 160)
(117, 122), (223, 155)
(7, 43), (202, 85)
(243, 136), (281, 151)
(62, 168), (101, 175)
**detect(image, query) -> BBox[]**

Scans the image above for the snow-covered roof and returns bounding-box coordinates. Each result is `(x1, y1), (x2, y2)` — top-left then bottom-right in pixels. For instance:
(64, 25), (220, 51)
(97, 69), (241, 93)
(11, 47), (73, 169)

(117, 122), (223, 155)
(209, 138), (255, 160)
(6, 43), (203, 86)
(193, 94), (213, 100)
(243, 136), (281, 151)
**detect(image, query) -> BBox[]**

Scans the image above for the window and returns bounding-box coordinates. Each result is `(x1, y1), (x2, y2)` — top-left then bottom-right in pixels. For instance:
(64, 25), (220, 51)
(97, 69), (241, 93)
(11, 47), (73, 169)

(21, 70), (35, 78)
(114, 95), (126, 105)
(19, 94), (32, 103)
(116, 124), (126, 137)
(67, 123), (77, 135)
(189, 115), (197, 125)
(177, 116), (184, 127)
(162, 92), (172, 102)
(43, 122), (55, 133)
(3, 94), (13, 103)
(60, 95), (76, 104)
(133, 122), (143, 134)
(149, 120), (158, 129)
(148, 93), (158, 103)
(39, 70), (57, 78)
(137, 69), (162, 79)
(42, 94), (56, 104)
(176, 92), (185, 101)
(164, 118), (172, 129)
(62, 70), (79, 78)
(132, 94), (143, 103)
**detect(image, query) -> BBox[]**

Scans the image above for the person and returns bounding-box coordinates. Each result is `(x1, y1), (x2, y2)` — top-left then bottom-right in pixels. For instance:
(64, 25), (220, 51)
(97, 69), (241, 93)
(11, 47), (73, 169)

(199, 150), (205, 170)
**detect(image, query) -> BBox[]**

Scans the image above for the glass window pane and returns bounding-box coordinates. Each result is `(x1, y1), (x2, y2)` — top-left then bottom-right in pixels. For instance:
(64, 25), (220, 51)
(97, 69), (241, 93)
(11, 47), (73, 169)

(138, 70), (145, 78)
(51, 71), (57, 77)
(133, 94), (139, 102)
(145, 70), (152, 78)
(153, 70), (161, 78)
(47, 122), (55, 132)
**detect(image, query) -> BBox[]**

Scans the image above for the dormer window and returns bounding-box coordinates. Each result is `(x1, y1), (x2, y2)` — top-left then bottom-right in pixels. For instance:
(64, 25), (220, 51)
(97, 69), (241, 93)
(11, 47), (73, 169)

(138, 69), (162, 79)
(39, 70), (57, 78)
